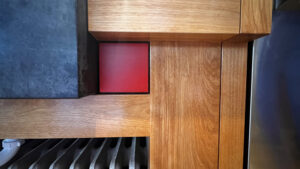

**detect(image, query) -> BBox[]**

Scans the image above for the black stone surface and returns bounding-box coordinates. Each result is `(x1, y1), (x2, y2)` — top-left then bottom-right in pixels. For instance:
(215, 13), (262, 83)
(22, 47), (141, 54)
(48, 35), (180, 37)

(0, 0), (98, 98)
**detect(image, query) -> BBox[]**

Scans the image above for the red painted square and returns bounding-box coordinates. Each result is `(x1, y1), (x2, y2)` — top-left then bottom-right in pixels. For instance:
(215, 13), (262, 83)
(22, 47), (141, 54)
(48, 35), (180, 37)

(99, 43), (149, 93)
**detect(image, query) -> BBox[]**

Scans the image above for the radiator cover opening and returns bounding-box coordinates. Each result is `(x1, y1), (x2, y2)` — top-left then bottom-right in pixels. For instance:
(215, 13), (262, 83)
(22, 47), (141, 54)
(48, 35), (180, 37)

(0, 137), (149, 169)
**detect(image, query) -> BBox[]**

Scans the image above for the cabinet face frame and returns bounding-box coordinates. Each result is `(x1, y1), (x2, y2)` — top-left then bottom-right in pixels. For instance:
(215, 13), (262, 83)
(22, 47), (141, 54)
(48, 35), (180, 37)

(219, 42), (248, 169)
(88, 0), (241, 34)
(0, 42), (249, 169)
(0, 95), (150, 139)
(150, 42), (221, 169)
(0, 0), (273, 169)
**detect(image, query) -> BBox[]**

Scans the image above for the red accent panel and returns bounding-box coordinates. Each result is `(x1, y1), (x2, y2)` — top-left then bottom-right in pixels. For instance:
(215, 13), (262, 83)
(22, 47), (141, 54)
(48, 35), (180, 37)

(99, 43), (149, 93)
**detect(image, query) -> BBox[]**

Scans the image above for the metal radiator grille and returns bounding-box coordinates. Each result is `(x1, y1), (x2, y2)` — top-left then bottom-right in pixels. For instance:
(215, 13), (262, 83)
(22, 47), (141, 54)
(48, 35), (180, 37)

(1, 138), (148, 169)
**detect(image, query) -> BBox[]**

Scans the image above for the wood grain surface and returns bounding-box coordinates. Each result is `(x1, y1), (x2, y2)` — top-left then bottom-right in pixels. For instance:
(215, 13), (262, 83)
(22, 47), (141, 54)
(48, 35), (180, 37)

(240, 0), (273, 34)
(219, 42), (248, 169)
(88, 0), (240, 34)
(0, 95), (150, 139)
(150, 42), (221, 169)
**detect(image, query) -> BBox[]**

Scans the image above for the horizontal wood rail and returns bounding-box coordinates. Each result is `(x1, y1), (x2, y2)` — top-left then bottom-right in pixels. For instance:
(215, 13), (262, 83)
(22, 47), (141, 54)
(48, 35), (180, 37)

(0, 95), (150, 139)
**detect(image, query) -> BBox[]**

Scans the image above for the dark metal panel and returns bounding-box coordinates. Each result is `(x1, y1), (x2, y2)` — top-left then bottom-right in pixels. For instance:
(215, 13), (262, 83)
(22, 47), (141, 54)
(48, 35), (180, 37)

(0, 0), (78, 98)
(0, 0), (98, 98)
(77, 0), (99, 97)
(276, 0), (300, 10)
(249, 11), (300, 169)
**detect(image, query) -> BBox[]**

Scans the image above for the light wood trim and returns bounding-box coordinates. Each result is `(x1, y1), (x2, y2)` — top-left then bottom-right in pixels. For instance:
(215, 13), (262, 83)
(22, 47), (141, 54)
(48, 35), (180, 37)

(88, 0), (241, 34)
(150, 42), (221, 169)
(0, 95), (150, 139)
(240, 0), (273, 34)
(219, 42), (248, 169)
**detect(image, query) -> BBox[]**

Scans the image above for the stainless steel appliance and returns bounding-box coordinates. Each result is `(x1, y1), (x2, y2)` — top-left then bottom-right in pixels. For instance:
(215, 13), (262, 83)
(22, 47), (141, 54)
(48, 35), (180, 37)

(248, 11), (300, 169)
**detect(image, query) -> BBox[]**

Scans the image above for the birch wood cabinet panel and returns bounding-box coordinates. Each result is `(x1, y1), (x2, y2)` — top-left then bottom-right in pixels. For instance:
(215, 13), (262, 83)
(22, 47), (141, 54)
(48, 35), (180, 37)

(240, 0), (273, 34)
(0, 95), (150, 139)
(150, 42), (221, 169)
(88, 0), (241, 41)
(219, 42), (248, 169)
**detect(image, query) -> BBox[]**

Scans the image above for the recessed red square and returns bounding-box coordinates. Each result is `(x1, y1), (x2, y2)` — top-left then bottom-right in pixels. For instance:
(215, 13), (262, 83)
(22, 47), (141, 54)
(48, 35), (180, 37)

(99, 42), (149, 93)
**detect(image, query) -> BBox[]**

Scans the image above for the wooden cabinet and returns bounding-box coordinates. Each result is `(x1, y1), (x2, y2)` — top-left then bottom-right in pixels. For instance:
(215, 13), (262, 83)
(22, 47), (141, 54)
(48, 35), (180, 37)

(0, 0), (273, 169)
(88, 0), (272, 41)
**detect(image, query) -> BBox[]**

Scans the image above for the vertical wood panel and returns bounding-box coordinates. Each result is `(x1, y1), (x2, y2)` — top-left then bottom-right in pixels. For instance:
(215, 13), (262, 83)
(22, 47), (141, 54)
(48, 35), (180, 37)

(240, 0), (273, 34)
(150, 42), (221, 169)
(219, 42), (248, 169)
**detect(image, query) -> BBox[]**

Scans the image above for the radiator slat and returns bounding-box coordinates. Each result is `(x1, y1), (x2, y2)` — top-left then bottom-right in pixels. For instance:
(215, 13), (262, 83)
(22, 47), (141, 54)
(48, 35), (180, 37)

(109, 138), (122, 169)
(113, 138), (132, 169)
(4, 138), (148, 169)
(90, 138), (117, 169)
(129, 138), (137, 169)
(49, 139), (87, 169)
(69, 139), (94, 169)
(9, 140), (60, 169)
(29, 140), (75, 169)
(70, 139), (104, 169)
(89, 138), (108, 169)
